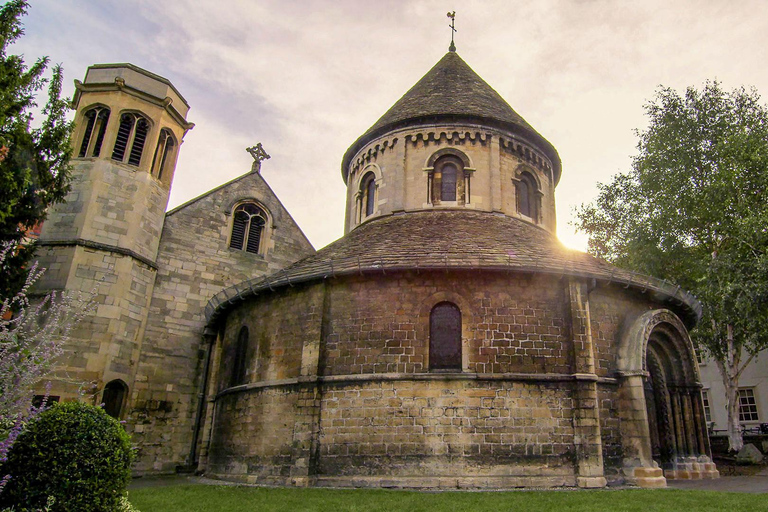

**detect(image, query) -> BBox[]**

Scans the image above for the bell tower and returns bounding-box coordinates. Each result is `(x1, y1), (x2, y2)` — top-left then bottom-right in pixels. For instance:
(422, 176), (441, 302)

(34, 64), (193, 412)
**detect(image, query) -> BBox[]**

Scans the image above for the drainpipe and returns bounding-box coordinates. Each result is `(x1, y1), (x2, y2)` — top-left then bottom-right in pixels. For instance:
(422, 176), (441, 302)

(188, 328), (216, 470)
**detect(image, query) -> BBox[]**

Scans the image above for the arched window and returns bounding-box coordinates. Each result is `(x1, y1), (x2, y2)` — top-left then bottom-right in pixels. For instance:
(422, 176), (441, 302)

(516, 172), (538, 220)
(432, 156), (463, 203)
(112, 112), (150, 166)
(151, 128), (176, 180)
(229, 203), (267, 254)
(102, 379), (128, 419)
(429, 302), (462, 370)
(78, 106), (110, 158)
(361, 172), (376, 218)
(230, 326), (249, 387)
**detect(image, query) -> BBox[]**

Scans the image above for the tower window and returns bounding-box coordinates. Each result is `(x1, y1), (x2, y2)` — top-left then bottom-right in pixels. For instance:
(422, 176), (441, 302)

(429, 302), (462, 371)
(102, 379), (128, 419)
(431, 156), (464, 204)
(360, 172), (377, 218)
(151, 128), (176, 180)
(230, 203), (267, 254)
(112, 112), (150, 166)
(516, 172), (539, 221)
(78, 106), (110, 158)
(230, 326), (249, 387)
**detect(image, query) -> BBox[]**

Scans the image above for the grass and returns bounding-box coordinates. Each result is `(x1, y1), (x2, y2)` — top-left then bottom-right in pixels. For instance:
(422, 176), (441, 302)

(128, 485), (766, 512)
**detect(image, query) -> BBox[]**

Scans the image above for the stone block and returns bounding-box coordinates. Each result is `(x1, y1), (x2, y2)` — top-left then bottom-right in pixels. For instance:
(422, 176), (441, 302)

(736, 443), (764, 464)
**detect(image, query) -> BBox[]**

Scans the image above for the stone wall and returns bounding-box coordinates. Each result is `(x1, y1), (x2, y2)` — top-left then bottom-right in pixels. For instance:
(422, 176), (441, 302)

(129, 170), (315, 472)
(317, 379), (576, 488)
(34, 158), (169, 401)
(323, 272), (571, 376)
(344, 125), (558, 234)
(204, 269), (658, 487)
(589, 286), (659, 378)
(207, 386), (300, 483)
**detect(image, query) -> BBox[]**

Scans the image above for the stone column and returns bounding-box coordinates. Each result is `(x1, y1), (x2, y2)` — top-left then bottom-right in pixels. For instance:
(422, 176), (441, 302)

(617, 371), (666, 487)
(670, 390), (687, 457)
(690, 388), (709, 456)
(567, 278), (606, 488)
(681, 391), (698, 456)
(489, 134), (502, 212)
(288, 284), (328, 486)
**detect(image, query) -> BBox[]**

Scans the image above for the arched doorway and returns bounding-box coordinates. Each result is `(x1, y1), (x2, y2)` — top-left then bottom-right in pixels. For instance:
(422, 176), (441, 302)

(644, 338), (678, 466)
(644, 325), (708, 468)
(617, 309), (711, 476)
(102, 379), (128, 419)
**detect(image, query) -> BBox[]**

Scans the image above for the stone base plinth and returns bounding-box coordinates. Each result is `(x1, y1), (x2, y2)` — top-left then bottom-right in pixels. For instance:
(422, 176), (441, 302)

(577, 476), (607, 488)
(633, 467), (667, 488)
(664, 458), (719, 480)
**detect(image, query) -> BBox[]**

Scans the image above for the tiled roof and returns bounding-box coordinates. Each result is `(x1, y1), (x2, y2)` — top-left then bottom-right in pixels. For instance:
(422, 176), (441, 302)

(341, 52), (561, 183)
(205, 211), (701, 327)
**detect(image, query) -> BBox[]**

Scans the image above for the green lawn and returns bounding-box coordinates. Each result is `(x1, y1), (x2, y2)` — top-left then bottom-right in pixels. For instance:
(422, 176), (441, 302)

(129, 486), (765, 512)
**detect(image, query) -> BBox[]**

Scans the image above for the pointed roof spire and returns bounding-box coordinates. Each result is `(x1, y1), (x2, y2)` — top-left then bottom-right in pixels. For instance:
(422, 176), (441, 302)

(447, 11), (457, 52)
(342, 52), (561, 184)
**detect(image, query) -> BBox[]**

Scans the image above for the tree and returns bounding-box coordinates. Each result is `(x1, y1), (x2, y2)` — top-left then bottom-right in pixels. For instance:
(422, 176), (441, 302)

(575, 80), (768, 453)
(0, 0), (73, 296)
(0, 242), (94, 495)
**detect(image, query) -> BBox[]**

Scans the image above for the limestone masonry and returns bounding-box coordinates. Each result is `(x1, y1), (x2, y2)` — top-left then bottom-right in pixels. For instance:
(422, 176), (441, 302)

(34, 50), (717, 488)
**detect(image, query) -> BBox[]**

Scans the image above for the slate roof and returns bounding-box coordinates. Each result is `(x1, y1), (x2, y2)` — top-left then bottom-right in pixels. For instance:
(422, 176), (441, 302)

(205, 211), (701, 328)
(341, 51), (561, 183)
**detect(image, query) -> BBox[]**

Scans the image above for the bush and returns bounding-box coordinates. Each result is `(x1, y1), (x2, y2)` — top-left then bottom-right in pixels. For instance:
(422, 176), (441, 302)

(0, 401), (134, 512)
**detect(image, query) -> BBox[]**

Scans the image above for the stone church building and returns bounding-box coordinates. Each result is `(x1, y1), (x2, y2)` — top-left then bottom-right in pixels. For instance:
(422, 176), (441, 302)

(34, 48), (718, 488)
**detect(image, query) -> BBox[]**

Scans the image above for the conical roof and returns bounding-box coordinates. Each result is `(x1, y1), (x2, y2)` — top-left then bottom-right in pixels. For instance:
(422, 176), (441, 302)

(342, 52), (561, 183)
(205, 211), (701, 329)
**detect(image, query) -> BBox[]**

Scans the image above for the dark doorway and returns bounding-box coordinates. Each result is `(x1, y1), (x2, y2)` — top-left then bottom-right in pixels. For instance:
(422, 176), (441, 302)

(102, 379), (128, 418)
(645, 350), (675, 466)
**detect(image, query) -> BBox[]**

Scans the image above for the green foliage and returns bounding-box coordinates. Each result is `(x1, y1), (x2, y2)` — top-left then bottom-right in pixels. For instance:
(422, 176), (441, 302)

(575, 81), (768, 358)
(0, 0), (73, 296)
(0, 401), (134, 512)
(575, 80), (768, 450)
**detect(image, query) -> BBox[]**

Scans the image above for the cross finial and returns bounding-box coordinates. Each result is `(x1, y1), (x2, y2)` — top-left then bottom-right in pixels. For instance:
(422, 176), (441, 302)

(447, 11), (457, 52)
(246, 143), (270, 173)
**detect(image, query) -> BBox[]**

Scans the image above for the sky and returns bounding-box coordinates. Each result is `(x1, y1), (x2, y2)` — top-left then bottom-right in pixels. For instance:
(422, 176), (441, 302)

(11, 0), (768, 251)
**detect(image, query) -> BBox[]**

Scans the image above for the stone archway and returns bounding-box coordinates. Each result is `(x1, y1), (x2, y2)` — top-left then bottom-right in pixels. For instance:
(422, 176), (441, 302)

(644, 335), (680, 467)
(616, 309), (716, 483)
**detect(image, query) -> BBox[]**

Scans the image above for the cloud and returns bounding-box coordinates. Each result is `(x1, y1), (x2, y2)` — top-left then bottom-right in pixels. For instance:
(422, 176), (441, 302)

(11, 0), (768, 250)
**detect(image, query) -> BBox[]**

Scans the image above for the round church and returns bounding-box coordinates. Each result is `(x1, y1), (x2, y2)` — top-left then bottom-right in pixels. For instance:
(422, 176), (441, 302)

(198, 49), (717, 488)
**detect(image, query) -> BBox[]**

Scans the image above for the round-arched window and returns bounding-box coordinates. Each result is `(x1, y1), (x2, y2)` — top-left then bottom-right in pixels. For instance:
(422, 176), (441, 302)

(429, 302), (462, 370)
(516, 172), (538, 220)
(360, 172), (376, 218)
(434, 156), (463, 203)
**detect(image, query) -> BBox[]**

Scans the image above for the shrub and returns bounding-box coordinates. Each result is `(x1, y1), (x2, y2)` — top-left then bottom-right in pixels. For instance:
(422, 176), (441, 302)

(0, 401), (134, 512)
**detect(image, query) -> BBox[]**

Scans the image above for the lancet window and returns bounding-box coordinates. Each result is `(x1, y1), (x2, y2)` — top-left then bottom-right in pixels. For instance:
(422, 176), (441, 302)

(230, 203), (267, 254)
(78, 106), (110, 158)
(112, 112), (150, 166)
(230, 327), (249, 387)
(151, 128), (176, 180)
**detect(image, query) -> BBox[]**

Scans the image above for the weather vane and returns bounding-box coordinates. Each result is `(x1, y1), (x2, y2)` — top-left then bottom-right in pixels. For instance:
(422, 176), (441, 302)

(447, 11), (457, 52)
(246, 143), (270, 173)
